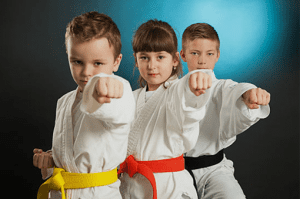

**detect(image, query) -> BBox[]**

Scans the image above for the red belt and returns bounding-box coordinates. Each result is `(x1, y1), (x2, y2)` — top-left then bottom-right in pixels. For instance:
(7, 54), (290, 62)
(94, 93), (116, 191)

(118, 155), (184, 199)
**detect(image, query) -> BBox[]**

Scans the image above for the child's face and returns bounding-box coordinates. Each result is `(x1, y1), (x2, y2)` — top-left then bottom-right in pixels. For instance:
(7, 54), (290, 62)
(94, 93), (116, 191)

(135, 51), (179, 91)
(181, 38), (219, 71)
(66, 37), (122, 92)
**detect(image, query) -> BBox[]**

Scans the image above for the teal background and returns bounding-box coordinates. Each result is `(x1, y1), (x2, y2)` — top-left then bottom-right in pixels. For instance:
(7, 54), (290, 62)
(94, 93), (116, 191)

(1, 0), (299, 198)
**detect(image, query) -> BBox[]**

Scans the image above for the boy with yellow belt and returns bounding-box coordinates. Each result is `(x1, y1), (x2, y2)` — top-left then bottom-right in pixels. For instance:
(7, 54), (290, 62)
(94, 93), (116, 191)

(33, 11), (135, 199)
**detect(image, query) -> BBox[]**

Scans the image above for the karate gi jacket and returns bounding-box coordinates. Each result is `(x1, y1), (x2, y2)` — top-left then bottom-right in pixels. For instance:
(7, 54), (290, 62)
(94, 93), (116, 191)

(49, 73), (135, 199)
(120, 70), (211, 199)
(186, 71), (270, 157)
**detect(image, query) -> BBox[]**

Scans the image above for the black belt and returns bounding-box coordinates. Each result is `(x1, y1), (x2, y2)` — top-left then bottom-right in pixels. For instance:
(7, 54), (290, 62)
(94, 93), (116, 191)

(185, 150), (224, 193)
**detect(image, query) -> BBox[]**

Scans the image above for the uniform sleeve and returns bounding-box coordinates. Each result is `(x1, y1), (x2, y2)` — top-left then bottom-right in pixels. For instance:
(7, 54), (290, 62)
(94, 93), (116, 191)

(166, 69), (212, 133)
(41, 167), (53, 180)
(80, 73), (136, 125)
(218, 80), (270, 140)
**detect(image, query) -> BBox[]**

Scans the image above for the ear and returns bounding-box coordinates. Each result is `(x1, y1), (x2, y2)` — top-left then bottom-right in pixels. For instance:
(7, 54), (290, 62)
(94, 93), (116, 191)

(180, 49), (187, 62)
(133, 53), (138, 68)
(173, 52), (180, 67)
(113, 54), (122, 72)
(216, 50), (220, 62)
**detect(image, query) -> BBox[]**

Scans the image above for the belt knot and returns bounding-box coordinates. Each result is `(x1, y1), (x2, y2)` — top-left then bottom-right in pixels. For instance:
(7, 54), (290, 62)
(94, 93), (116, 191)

(126, 155), (139, 177)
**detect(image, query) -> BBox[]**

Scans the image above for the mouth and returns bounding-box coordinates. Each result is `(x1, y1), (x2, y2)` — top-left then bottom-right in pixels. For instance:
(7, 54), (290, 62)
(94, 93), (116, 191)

(80, 80), (89, 84)
(148, 73), (159, 77)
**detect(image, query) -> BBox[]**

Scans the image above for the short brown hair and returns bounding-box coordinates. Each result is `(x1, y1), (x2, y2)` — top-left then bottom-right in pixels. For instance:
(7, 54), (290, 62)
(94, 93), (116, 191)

(65, 11), (121, 60)
(132, 19), (182, 88)
(182, 23), (220, 52)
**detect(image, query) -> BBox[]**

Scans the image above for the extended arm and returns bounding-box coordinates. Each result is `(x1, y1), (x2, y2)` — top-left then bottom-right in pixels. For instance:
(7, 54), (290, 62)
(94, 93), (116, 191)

(219, 80), (270, 140)
(167, 69), (212, 132)
(80, 73), (135, 125)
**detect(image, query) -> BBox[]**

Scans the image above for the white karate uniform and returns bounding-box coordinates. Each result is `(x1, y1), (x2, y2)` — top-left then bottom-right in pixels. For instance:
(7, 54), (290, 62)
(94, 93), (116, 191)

(46, 73), (135, 199)
(120, 70), (212, 199)
(185, 71), (270, 199)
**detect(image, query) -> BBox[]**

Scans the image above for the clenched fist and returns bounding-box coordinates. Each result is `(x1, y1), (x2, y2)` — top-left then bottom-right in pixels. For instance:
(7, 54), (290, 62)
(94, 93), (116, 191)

(189, 72), (212, 96)
(242, 88), (270, 109)
(33, 148), (54, 169)
(93, 77), (123, 104)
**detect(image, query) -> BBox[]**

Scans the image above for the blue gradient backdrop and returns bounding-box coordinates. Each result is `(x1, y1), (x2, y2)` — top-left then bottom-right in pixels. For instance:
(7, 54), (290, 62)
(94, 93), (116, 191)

(25, 0), (298, 89)
(1, 0), (299, 198)
(52, 0), (298, 89)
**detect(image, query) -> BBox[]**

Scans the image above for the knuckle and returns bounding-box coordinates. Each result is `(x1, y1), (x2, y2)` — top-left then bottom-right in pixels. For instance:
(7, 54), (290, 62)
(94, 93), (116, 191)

(99, 88), (107, 96)
(109, 77), (115, 83)
(97, 78), (102, 86)
(99, 98), (106, 104)
(249, 99), (256, 104)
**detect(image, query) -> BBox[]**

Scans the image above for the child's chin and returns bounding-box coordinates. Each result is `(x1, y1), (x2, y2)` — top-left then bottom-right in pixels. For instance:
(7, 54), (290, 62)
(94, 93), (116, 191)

(79, 86), (84, 92)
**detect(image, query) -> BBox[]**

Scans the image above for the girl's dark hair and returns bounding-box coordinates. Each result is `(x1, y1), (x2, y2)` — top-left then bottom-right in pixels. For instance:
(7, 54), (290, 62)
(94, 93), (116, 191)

(132, 19), (182, 87)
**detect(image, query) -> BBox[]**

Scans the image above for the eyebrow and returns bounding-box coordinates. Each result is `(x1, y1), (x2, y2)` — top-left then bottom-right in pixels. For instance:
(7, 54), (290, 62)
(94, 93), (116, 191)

(138, 51), (168, 56)
(93, 58), (106, 62)
(69, 56), (80, 60)
(69, 57), (106, 62)
(138, 52), (148, 56)
(156, 52), (168, 55)
(190, 49), (216, 52)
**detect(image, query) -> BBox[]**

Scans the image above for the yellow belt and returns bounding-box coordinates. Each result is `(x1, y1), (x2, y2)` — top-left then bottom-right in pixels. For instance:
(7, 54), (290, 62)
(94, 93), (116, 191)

(37, 167), (118, 199)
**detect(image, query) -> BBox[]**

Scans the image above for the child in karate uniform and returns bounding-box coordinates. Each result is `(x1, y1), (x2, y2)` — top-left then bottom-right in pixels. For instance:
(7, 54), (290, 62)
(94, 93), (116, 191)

(118, 19), (212, 199)
(33, 12), (135, 199)
(180, 23), (271, 199)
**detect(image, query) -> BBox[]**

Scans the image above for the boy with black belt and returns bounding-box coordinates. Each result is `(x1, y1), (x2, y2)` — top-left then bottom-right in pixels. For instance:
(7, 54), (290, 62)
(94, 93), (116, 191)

(180, 23), (271, 199)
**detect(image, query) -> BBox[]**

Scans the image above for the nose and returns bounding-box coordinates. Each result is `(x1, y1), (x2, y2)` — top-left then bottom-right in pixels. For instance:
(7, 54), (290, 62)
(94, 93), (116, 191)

(81, 64), (93, 77)
(147, 59), (157, 70)
(198, 54), (206, 65)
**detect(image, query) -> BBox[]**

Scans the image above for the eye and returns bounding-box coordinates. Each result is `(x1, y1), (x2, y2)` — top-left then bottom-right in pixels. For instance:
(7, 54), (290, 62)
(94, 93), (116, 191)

(140, 56), (148, 60)
(191, 52), (198, 55)
(158, 55), (164, 60)
(72, 60), (83, 65)
(95, 62), (103, 66)
(208, 53), (214, 56)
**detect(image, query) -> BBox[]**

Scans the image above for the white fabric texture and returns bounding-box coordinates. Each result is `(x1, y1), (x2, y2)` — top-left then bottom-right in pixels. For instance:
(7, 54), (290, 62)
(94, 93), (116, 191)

(48, 73), (135, 199)
(185, 70), (270, 198)
(193, 156), (246, 199)
(120, 70), (212, 199)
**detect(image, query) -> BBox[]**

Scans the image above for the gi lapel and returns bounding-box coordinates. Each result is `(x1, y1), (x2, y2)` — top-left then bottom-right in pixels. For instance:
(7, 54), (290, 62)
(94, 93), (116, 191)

(63, 89), (80, 173)
(127, 85), (165, 158)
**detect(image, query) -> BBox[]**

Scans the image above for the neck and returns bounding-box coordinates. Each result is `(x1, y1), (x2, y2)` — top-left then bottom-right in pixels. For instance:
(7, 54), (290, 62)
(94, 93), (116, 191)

(147, 83), (160, 91)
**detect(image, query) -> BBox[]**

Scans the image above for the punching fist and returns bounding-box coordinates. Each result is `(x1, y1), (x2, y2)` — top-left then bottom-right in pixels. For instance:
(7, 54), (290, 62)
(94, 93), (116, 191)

(189, 72), (212, 96)
(93, 77), (123, 104)
(33, 148), (54, 169)
(242, 88), (270, 109)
